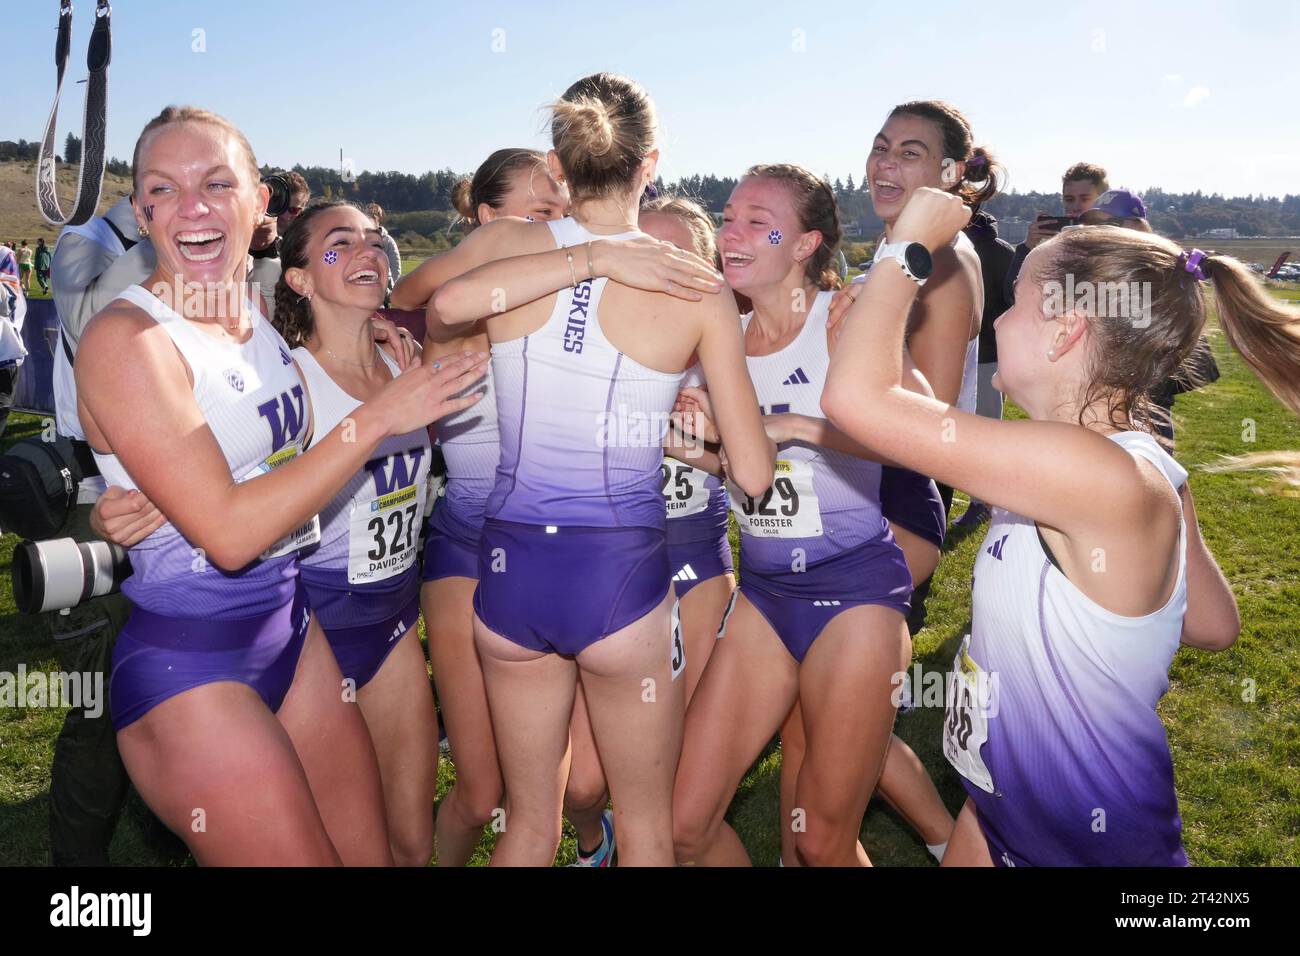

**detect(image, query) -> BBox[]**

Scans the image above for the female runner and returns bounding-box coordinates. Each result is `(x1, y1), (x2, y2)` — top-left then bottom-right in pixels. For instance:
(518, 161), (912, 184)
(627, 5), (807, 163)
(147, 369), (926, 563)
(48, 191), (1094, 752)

(823, 186), (1267, 865)
(76, 107), (485, 865)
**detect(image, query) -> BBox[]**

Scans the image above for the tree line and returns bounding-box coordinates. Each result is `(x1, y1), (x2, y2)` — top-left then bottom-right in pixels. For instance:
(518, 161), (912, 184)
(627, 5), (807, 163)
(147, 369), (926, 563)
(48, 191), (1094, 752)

(3, 140), (1298, 240)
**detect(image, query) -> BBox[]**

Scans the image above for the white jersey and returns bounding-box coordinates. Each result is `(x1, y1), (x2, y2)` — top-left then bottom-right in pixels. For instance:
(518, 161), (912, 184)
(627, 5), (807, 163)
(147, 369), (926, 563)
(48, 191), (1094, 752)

(293, 346), (431, 582)
(733, 290), (889, 570)
(947, 430), (1189, 865)
(486, 216), (683, 529)
(92, 285), (310, 617)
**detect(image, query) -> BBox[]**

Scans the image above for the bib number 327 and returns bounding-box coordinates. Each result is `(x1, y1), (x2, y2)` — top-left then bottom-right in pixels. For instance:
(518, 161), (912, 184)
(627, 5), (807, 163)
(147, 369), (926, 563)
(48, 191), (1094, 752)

(348, 484), (424, 584)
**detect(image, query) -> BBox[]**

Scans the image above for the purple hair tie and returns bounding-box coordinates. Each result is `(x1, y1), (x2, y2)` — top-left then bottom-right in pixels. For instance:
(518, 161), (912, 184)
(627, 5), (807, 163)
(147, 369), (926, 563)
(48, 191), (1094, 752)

(1178, 248), (1208, 281)
(966, 155), (987, 169)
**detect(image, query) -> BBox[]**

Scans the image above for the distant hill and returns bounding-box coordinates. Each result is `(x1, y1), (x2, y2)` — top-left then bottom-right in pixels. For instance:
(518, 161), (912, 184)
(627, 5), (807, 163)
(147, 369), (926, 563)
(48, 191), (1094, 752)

(0, 161), (133, 245)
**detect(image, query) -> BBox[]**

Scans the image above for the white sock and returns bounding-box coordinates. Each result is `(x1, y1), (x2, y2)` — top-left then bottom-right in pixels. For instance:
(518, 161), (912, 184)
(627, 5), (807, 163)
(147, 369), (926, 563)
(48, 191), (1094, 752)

(927, 841), (948, 863)
(778, 857), (785, 867)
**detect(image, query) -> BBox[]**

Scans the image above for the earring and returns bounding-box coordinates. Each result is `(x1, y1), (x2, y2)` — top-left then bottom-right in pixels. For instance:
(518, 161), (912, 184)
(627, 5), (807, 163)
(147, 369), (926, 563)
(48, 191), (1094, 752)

(1047, 348), (1057, 360)
(138, 225), (149, 238)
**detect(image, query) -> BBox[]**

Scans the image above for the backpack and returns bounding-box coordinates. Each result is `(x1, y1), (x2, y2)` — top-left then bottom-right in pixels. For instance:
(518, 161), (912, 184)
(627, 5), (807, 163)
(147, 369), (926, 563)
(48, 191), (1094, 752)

(0, 436), (82, 540)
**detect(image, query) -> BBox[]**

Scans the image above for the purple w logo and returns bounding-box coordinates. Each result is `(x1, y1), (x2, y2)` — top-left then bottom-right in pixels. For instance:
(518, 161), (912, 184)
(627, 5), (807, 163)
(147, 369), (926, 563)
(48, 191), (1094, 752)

(257, 385), (306, 451)
(366, 447), (426, 496)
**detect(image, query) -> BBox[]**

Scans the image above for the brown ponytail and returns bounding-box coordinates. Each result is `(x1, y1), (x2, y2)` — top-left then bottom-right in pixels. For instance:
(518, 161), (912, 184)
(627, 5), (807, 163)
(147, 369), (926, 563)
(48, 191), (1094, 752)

(453, 148), (547, 230)
(1202, 254), (1300, 415)
(889, 101), (1005, 211)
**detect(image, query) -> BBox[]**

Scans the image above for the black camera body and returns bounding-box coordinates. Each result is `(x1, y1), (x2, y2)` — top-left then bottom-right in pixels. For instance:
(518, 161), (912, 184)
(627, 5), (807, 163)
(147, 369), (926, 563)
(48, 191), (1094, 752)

(262, 173), (293, 219)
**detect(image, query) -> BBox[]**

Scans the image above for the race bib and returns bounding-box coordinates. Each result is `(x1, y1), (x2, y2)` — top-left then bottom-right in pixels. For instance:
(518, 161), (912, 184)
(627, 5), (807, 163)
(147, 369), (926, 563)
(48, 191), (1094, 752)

(729, 458), (821, 538)
(942, 635), (997, 794)
(670, 599), (685, 681)
(662, 458), (712, 519)
(240, 446), (322, 559)
(348, 482), (424, 584)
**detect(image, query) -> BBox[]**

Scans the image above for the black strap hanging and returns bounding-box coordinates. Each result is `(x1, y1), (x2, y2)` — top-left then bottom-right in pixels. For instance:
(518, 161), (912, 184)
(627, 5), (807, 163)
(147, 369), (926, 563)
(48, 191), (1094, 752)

(35, 1), (113, 227)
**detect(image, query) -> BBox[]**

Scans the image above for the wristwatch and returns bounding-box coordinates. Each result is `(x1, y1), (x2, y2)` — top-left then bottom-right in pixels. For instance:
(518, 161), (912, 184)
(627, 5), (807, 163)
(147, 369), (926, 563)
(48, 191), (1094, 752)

(875, 240), (933, 286)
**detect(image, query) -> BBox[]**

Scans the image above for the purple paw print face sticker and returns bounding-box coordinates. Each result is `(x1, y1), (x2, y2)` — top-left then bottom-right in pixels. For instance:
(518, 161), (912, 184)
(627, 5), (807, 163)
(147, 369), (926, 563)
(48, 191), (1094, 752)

(768, 229), (783, 245)
(323, 250), (338, 265)
(524, 215), (536, 222)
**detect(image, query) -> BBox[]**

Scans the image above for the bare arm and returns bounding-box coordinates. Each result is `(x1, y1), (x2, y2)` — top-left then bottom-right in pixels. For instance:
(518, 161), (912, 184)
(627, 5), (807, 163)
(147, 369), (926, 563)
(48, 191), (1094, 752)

(77, 307), (486, 571)
(433, 229), (724, 327)
(691, 292), (774, 496)
(822, 188), (1155, 545)
(905, 245), (977, 406)
(1178, 483), (1240, 650)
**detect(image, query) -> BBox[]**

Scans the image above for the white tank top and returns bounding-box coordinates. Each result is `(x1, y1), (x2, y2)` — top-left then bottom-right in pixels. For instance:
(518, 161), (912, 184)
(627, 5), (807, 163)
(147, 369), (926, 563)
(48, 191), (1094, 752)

(947, 431), (1188, 806)
(292, 346), (432, 579)
(92, 284), (310, 617)
(734, 290), (889, 570)
(485, 216), (684, 529)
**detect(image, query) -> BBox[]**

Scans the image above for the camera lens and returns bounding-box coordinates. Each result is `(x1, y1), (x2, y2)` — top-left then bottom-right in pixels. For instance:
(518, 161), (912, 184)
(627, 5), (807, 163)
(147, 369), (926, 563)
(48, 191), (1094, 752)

(262, 174), (291, 219)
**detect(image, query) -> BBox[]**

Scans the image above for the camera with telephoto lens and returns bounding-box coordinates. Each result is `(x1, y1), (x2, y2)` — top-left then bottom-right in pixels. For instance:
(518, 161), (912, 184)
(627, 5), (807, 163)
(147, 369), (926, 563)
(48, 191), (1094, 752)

(12, 537), (132, 614)
(262, 173), (293, 219)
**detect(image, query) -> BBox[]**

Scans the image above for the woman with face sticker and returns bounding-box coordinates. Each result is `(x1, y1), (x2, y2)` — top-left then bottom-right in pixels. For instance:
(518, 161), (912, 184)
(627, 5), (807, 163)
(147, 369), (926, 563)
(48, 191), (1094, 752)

(821, 186), (1279, 865)
(671, 165), (929, 866)
(75, 107), (487, 866)
(267, 200), (438, 866)
(429, 72), (773, 866)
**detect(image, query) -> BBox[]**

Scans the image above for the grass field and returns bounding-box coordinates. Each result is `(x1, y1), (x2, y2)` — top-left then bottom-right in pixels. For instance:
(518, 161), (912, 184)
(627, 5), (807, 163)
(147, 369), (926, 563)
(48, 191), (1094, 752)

(0, 278), (1297, 866)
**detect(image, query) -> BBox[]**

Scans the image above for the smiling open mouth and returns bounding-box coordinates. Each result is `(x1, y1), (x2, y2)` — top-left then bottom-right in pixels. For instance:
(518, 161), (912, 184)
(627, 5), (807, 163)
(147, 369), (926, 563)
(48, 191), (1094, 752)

(346, 268), (380, 286)
(175, 230), (226, 263)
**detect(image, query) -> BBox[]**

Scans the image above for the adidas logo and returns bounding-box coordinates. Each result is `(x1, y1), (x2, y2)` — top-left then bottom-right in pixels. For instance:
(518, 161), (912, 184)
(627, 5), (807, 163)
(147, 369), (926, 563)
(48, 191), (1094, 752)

(673, 564), (699, 583)
(389, 618), (408, 643)
(782, 367), (810, 385)
(279, 346), (292, 366)
(986, 533), (1010, 561)
(812, 600), (841, 607)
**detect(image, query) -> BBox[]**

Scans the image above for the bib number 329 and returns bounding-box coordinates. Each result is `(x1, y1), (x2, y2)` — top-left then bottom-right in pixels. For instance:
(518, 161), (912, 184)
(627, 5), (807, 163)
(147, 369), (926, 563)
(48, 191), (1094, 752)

(729, 459), (821, 538)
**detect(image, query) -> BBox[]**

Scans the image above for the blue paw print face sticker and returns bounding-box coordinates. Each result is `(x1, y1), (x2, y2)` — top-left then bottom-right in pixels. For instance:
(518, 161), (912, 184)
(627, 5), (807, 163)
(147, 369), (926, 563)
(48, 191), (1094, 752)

(323, 250), (338, 265)
(768, 229), (783, 245)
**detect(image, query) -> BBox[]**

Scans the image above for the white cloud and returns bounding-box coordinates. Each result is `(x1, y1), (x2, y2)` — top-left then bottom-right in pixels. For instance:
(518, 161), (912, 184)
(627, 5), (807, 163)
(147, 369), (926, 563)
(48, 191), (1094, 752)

(1182, 85), (1211, 107)
(1163, 73), (1182, 84)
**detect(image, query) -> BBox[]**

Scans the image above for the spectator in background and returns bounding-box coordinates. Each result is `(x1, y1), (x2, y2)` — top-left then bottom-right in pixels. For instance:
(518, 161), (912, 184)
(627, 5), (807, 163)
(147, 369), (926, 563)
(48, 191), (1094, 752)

(366, 202), (402, 300)
(46, 194), (158, 865)
(953, 209), (1016, 529)
(18, 240), (34, 293)
(1081, 188), (1218, 447)
(277, 170), (311, 233)
(35, 238), (52, 294)
(0, 242), (25, 435)
(1007, 162), (1108, 288)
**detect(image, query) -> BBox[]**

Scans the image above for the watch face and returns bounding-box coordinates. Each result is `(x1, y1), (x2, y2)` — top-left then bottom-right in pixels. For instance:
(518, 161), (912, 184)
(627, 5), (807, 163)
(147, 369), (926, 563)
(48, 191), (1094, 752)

(904, 243), (933, 280)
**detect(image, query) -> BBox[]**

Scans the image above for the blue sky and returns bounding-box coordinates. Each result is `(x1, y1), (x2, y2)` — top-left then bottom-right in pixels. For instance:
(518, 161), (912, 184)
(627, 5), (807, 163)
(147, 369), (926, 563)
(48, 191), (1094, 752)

(7, 0), (1296, 197)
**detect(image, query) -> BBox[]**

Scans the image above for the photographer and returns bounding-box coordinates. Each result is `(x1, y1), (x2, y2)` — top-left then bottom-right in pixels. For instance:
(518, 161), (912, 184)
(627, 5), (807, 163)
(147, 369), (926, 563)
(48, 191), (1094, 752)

(1006, 161), (1108, 288)
(44, 193), (154, 866)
